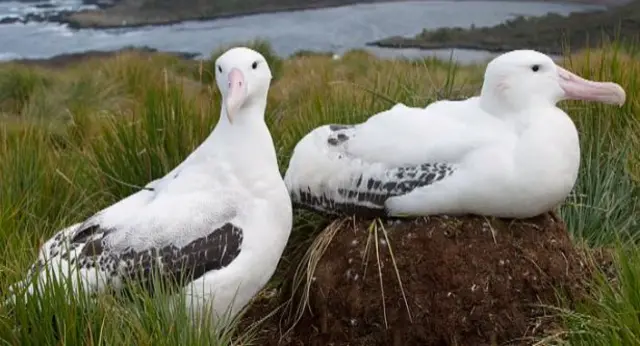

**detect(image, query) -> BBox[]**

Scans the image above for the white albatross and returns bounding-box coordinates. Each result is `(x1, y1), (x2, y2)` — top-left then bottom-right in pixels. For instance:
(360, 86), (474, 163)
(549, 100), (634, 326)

(6, 47), (292, 324)
(284, 50), (626, 219)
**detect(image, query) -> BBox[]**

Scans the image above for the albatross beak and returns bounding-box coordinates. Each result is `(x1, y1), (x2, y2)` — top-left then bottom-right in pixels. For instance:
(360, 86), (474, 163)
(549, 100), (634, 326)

(556, 65), (626, 107)
(225, 68), (247, 123)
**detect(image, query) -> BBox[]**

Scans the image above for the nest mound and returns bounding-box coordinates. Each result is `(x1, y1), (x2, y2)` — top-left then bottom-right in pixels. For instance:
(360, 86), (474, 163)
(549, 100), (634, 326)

(245, 212), (594, 346)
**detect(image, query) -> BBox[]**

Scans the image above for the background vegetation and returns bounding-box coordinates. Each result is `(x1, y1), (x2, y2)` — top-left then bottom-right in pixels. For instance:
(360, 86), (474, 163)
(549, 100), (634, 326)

(0, 40), (638, 345)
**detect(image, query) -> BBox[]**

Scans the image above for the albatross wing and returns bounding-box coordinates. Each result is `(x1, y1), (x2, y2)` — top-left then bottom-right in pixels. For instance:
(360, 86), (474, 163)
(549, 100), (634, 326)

(8, 172), (247, 305)
(284, 100), (508, 217)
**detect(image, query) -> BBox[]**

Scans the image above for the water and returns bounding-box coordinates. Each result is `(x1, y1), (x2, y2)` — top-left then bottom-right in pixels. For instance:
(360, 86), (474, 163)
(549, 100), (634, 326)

(0, 0), (94, 19)
(0, 0), (605, 63)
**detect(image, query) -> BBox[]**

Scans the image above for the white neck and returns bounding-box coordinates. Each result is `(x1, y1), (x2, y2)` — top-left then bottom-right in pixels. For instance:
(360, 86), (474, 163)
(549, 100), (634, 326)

(183, 95), (282, 189)
(480, 81), (557, 119)
(218, 94), (269, 129)
(478, 85), (579, 166)
(480, 91), (559, 136)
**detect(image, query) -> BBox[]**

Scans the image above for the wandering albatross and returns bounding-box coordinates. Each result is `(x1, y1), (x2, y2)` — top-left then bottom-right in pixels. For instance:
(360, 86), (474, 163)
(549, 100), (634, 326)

(284, 50), (626, 219)
(5, 47), (293, 324)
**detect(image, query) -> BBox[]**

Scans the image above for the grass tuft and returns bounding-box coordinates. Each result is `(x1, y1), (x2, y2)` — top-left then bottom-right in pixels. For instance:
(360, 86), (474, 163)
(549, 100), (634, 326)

(560, 246), (640, 345)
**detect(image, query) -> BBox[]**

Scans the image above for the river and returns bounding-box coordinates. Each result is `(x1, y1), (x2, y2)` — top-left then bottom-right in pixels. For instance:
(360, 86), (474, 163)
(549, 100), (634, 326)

(0, 0), (605, 63)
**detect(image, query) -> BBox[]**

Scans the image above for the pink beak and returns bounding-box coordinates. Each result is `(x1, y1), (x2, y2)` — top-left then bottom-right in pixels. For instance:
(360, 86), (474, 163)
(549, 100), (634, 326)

(557, 65), (626, 106)
(225, 68), (247, 123)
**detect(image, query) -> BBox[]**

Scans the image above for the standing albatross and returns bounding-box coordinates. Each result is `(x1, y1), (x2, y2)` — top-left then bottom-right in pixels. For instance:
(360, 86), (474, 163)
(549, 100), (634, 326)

(6, 47), (292, 323)
(284, 50), (626, 219)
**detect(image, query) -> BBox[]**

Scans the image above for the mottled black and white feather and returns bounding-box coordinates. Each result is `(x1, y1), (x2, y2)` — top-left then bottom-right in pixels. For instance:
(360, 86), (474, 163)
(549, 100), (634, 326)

(6, 190), (246, 305)
(295, 161), (455, 217)
(284, 102), (499, 218)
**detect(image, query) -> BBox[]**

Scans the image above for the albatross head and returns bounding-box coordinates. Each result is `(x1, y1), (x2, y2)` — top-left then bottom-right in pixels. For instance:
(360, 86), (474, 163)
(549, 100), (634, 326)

(480, 50), (626, 113)
(215, 47), (273, 124)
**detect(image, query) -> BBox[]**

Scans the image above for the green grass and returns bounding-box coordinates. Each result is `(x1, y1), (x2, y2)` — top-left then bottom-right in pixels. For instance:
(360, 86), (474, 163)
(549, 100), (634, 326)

(557, 50), (640, 246)
(1, 270), (250, 345)
(549, 245), (640, 346)
(0, 41), (638, 345)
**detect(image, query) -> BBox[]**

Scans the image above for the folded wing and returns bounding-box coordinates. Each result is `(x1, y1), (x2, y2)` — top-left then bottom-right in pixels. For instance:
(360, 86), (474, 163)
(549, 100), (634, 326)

(284, 101), (505, 216)
(8, 178), (245, 303)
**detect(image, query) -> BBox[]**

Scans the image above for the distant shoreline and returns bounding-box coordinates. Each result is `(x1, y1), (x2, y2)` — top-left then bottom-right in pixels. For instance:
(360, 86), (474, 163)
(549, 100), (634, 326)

(53, 0), (621, 30)
(4, 46), (200, 68)
(57, 0), (404, 30)
(367, 0), (637, 55)
(0, 0), (630, 67)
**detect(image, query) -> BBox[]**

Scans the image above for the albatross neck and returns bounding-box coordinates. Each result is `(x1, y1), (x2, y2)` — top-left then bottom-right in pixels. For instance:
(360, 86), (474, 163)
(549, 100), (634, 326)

(202, 96), (279, 169)
(217, 96), (269, 129)
(478, 90), (559, 133)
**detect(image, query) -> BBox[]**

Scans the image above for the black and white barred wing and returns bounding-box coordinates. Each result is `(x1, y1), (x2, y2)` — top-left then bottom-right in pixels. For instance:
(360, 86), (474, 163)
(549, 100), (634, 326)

(287, 149), (455, 217)
(7, 195), (244, 303)
(284, 103), (498, 217)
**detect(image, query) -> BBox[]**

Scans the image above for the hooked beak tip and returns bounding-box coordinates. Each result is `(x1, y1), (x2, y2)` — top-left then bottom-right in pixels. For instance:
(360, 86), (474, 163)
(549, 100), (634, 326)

(601, 82), (627, 107)
(225, 107), (234, 123)
(615, 84), (626, 107)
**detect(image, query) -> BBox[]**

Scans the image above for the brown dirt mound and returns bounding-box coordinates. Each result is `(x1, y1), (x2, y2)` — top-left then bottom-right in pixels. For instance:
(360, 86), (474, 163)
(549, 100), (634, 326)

(243, 212), (594, 346)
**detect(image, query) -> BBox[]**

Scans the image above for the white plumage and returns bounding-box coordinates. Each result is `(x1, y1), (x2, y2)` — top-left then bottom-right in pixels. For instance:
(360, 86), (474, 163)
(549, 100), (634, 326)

(284, 50), (626, 219)
(7, 47), (292, 324)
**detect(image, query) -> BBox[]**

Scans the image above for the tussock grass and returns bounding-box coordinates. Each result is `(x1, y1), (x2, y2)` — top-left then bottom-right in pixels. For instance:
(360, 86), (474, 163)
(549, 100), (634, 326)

(1, 270), (253, 345)
(0, 41), (638, 344)
(558, 50), (640, 245)
(558, 246), (640, 346)
(0, 65), (53, 115)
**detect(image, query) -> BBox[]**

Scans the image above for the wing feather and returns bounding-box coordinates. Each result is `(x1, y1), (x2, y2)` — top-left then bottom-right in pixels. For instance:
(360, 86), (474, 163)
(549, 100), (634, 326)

(285, 100), (505, 217)
(6, 174), (246, 304)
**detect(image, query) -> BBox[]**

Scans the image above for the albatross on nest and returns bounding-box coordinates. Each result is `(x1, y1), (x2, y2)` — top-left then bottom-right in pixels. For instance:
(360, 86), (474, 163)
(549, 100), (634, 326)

(6, 47), (292, 324)
(284, 49), (626, 219)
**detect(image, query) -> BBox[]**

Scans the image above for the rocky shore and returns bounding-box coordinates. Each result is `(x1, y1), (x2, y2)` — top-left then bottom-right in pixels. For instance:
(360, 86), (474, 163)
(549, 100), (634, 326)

(54, 0), (397, 29)
(368, 0), (639, 54)
(0, 10), (70, 25)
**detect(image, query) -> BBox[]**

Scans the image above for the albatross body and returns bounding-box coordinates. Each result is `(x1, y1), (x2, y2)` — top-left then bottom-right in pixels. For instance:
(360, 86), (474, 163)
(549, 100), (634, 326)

(7, 47), (292, 323)
(284, 50), (626, 219)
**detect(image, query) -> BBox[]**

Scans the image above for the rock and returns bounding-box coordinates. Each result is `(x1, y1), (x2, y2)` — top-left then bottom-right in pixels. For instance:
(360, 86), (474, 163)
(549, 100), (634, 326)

(0, 9), (75, 26)
(81, 0), (117, 10)
(0, 16), (21, 24)
(23, 13), (45, 22)
(34, 3), (56, 9)
(2, 0), (42, 3)
(244, 213), (593, 346)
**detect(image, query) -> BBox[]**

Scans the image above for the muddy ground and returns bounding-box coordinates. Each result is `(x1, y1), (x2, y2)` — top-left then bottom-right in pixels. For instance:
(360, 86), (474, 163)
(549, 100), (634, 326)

(241, 212), (605, 346)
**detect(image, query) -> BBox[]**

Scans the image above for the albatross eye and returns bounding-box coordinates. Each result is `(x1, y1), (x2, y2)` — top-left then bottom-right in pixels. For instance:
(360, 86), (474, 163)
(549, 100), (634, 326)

(251, 61), (258, 70)
(217, 65), (222, 73)
(531, 64), (540, 72)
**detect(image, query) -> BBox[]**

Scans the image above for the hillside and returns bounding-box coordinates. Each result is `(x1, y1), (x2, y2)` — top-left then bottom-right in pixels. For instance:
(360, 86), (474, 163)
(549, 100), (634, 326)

(0, 42), (638, 345)
(369, 0), (640, 54)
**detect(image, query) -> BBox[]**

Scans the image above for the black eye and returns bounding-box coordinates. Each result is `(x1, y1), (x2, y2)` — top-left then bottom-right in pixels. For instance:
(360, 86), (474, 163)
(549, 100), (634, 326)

(251, 61), (258, 69)
(217, 65), (222, 73)
(531, 64), (540, 72)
